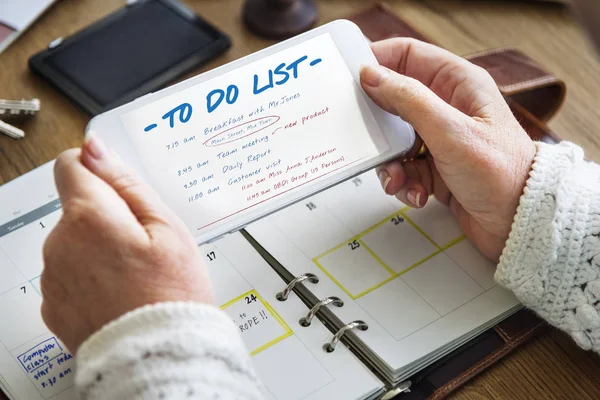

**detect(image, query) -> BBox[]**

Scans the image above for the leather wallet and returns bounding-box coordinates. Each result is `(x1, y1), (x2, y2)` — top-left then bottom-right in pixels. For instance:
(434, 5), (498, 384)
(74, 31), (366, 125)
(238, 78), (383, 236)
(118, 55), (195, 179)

(346, 2), (564, 398)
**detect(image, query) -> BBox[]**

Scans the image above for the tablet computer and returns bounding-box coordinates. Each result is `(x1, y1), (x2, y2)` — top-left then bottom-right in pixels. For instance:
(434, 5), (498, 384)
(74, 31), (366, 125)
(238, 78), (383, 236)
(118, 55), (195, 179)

(87, 20), (417, 244)
(29, 0), (231, 115)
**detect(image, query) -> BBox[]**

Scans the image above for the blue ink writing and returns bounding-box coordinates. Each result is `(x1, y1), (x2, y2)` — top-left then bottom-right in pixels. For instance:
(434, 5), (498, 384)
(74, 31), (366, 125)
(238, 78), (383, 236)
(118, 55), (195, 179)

(162, 103), (192, 128)
(253, 70), (274, 95)
(207, 85), (239, 113)
(248, 149), (272, 163)
(252, 55), (310, 96)
(274, 62), (289, 85)
(286, 55), (308, 79)
(18, 337), (75, 392)
(142, 53), (322, 131)
(144, 123), (157, 132)
(228, 168), (262, 185)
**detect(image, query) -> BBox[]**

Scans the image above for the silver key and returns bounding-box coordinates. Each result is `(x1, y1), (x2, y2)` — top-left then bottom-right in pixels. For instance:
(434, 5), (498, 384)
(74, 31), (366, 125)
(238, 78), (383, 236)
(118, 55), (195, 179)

(0, 98), (41, 116)
(0, 119), (25, 139)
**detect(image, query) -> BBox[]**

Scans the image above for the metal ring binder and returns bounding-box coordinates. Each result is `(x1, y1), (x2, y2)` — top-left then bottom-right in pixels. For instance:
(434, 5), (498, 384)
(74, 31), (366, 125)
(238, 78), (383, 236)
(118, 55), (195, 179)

(276, 273), (319, 301)
(323, 320), (368, 353)
(299, 296), (344, 327)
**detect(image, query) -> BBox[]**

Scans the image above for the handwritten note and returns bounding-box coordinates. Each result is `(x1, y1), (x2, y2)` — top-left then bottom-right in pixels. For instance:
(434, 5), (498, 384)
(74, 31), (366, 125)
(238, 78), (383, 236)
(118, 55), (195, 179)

(121, 33), (387, 237)
(17, 337), (74, 397)
(221, 290), (292, 356)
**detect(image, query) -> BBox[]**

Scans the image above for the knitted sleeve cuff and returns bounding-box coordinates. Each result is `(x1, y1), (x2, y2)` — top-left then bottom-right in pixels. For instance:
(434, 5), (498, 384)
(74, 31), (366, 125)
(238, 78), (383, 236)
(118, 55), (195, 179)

(495, 141), (585, 304)
(74, 302), (262, 399)
(495, 141), (600, 352)
(75, 302), (241, 362)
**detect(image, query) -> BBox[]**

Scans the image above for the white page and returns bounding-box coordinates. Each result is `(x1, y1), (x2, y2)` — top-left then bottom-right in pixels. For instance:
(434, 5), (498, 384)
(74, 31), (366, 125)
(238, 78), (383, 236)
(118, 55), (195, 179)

(0, 0), (54, 31)
(247, 170), (520, 375)
(0, 163), (73, 400)
(0, 162), (382, 400)
(208, 234), (383, 400)
(119, 32), (388, 239)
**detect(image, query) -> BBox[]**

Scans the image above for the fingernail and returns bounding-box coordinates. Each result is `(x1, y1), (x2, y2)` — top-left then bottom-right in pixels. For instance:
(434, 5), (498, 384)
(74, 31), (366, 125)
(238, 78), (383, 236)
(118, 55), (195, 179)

(378, 169), (392, 193)
(361, 65), (391, 87)
(84, 132), (107, 160)
(407, 190), (422, 208)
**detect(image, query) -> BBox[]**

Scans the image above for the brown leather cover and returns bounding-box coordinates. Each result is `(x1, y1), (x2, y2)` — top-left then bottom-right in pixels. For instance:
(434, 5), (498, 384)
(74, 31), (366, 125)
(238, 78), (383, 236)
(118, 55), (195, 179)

(466, 47), (566, 122)
(346, 3), (557, 399)
(400, 310), (546, 400)
(348, 2), (564, 142)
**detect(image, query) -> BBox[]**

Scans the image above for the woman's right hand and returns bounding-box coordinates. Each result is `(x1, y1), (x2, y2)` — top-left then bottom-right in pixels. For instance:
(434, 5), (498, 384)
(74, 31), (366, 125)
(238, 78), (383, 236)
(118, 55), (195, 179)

(360, 38), (537, 261)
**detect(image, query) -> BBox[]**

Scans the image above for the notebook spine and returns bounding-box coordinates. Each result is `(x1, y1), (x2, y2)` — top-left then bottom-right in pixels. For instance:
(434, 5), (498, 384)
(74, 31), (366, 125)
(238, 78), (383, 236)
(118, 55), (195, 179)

(276, 272), (369, 352)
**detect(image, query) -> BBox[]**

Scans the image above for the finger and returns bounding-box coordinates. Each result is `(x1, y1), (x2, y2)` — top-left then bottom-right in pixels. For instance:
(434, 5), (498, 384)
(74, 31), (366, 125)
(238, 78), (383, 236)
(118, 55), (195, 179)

(53, 150), (142, 228)
(360, 64), (471, 154)
(81, 133), (176, 228)
(53, 149), (93, 203)
(376, 161), (406, 195)
(376, 159), (432, 208)
(368, 38), (500, 115)
(395, 181), (428, 209)
(395, 160), (430, 208)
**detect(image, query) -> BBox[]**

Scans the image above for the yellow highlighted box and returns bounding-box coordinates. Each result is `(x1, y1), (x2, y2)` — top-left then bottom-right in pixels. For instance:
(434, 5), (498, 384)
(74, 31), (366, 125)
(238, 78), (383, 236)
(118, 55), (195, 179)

(313, 208), (465, 300)
(221, 289), (293, 356)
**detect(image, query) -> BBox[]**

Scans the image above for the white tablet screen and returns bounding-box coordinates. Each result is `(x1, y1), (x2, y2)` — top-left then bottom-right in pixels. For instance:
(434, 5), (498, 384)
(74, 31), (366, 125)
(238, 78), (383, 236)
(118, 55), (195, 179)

(120, 33), (389, 237)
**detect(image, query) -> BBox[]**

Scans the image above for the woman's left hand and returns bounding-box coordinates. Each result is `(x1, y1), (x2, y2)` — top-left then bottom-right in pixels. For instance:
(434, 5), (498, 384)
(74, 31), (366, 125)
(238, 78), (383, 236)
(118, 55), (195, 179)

(41, 136), (215, 352)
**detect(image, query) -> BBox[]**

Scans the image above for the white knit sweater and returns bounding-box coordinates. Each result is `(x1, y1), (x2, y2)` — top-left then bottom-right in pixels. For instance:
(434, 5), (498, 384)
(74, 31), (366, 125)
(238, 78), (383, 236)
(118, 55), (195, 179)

(496, 141), (600, 352)
(74, 141), (600, 399)
(75, 302), (264, 399)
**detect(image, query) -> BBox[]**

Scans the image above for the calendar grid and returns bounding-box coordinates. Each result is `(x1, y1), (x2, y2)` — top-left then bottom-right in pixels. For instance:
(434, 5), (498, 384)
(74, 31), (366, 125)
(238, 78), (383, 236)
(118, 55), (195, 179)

(358, 238), (396, 276)
(29, 276), (41, 296)
(313, 206), (466, 300)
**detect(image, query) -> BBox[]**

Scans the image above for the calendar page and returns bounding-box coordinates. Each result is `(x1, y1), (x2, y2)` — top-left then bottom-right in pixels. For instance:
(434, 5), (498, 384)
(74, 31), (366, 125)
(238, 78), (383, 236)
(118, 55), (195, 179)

(247, 170), (521, 376)
(0, 162), (382, 400)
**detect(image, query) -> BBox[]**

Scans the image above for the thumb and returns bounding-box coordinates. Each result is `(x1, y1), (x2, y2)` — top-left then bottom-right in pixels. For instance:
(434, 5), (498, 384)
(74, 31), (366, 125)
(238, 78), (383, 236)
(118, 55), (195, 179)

(80, 133), (174, 227)
(360, 65), (470, 153)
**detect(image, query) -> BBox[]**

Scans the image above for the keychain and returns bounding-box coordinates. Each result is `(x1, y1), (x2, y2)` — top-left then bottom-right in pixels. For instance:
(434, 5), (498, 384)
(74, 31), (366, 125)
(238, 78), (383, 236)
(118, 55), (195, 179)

(0, 98), (41, 139)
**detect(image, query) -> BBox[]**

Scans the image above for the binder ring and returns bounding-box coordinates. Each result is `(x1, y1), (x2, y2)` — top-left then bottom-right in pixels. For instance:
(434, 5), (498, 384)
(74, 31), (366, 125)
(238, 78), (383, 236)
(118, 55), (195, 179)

(323, 320), (368, 353)
(276, 273), (319, 301)
(299, 296), (344, 327)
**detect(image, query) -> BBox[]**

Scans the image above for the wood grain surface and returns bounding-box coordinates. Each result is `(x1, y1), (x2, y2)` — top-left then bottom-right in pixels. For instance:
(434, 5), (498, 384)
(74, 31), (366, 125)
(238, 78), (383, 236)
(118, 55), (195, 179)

(1, 1), (599, 399)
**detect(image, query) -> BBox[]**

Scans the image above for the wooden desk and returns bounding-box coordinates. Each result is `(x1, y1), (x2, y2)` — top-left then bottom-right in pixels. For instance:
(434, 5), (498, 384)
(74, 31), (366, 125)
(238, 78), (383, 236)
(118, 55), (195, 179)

(1, 1), (599, 398)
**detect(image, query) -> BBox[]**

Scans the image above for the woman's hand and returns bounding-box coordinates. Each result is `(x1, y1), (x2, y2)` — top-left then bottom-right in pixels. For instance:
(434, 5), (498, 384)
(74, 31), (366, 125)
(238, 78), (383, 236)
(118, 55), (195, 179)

(360, 38), (536, 261)
(41, 136), (214, 353)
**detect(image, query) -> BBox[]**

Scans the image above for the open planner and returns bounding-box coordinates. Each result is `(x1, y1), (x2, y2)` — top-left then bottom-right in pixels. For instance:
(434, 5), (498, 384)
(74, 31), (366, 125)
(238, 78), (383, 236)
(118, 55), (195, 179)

(0, 158), (520, 400)
(0, 0), (573, 397)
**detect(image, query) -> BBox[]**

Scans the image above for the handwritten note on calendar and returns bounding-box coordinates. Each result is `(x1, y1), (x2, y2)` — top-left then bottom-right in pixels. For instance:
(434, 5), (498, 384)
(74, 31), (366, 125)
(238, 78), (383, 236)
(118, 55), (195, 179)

(120, 33), (388, 234)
